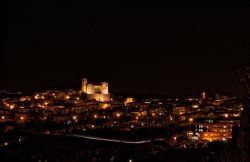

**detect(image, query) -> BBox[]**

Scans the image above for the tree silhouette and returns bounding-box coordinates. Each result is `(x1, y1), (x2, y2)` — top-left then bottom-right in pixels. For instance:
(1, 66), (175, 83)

(236, 67), (250, 162)
(236, 67), (250, 96)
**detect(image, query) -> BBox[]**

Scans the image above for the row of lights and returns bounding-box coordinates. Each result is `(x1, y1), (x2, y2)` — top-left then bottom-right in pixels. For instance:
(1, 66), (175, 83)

(1, 116), (24, 120)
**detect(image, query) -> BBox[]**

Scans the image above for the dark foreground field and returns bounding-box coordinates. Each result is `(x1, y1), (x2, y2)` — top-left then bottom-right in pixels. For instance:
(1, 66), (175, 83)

(0, 135), (207, 162)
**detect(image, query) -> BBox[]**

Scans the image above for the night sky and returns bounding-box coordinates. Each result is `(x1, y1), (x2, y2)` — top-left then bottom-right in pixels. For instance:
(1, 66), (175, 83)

(4, 1), (250, 96)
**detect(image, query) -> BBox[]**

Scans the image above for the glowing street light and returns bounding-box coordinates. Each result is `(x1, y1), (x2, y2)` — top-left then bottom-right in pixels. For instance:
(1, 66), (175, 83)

(173, 136), (177, 143)
(9, 104), (15, 109)
(73, 115), (77, 121)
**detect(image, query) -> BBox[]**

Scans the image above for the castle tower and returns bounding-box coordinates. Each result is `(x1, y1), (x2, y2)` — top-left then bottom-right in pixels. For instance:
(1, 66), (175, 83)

(199, 90), (206, 105)
(201, 90), (206, 100)
(81, 78), (87, 94)
(87, 83), (94, 94)
(101, 82), (109, 94)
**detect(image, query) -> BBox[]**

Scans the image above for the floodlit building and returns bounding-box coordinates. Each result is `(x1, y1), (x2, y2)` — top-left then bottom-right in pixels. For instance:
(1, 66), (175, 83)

(124, 97), (135, 106)
(81, 78), (110, 102)
(194, 120), (233, 141)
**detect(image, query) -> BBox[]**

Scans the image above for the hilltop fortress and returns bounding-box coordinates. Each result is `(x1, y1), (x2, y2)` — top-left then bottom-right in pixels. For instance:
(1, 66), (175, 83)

(81, 78), (110, 102)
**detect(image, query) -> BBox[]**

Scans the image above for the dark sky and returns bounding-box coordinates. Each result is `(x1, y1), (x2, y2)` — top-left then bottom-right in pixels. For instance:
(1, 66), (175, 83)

(3, 1), (250, 96)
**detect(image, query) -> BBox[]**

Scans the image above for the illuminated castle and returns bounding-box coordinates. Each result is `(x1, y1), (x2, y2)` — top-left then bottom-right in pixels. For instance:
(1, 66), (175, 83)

(81, 78), (110, 102)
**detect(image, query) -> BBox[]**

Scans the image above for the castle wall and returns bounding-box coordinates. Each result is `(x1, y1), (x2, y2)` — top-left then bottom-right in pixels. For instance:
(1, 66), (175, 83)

(87, 83), (94, 94)
(82, 78), (110, 102)
(101, 82), (108, 94)
(87, 94), (110, 102)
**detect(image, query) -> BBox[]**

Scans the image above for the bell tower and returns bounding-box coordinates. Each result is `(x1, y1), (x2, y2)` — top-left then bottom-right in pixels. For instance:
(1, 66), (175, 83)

(81, 78), (87, 94)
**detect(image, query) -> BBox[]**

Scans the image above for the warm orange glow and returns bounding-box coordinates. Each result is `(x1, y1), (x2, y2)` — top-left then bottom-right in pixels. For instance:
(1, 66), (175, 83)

(124, 97), (134, 106)
(224, 114), (228, 118)
(9, 104), (15, 109)
(101, 103), (110, 109)
(116, 113), (120, 118)
(1, 116), (5, 120)
(20, 116), (24, 120)
(200, 131), (231, 142)
(192, 104), (199, 108)
(94, 114), (97, 119)
(189, 118), (193, 122)
(19, 97), (26, 101)
(66, 95), (70, 100)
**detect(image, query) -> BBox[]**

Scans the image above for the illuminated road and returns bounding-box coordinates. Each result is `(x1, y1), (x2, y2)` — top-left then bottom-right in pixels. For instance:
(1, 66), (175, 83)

(67, 134), (155, 144)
